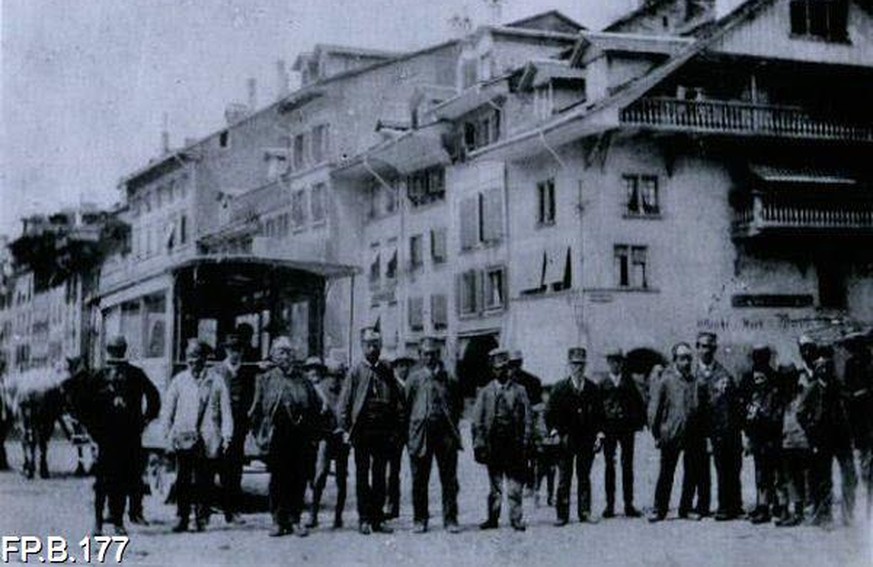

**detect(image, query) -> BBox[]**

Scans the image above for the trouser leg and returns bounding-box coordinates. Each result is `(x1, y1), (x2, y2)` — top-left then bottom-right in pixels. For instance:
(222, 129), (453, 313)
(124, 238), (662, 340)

(410, 450), (434, 524)
(193, 457), (214, 523)
(310, 441), (330, 519)
(620, 433), (636, 509)
(268, 450), (293, 527)
(697, 445), (712, 515)
(370, 448), (389, 526)
(354, 444), (373, 525)
(435, 444), (459, 526)
(684, 444), (706, 515)
(387, 446), (402, 516)
(335, 446), (349, 521)
(810, 449), (833, 524)
(507, 468), (524, 525)
(835, 447), (857, 523)
(576, 448), (594, 519)
(603, 435), (617, 511)
(487, 465), (503, 522)
(289, 444), (311, 524)
(175, 450), (194, 521)
(556, 452), (574, 521)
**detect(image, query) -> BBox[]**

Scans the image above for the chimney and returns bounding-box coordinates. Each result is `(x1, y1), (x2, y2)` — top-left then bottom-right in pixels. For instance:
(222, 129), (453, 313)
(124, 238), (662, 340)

(247, 78), (257, 111)
(276, 59), (289, 99)
(485, 0), (503, 25)
(161, 112), (170, 154)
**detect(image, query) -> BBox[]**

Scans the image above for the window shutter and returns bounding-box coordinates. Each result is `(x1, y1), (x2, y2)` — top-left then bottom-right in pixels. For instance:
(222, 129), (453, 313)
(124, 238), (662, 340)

(408, 296), (424, 331)
(431, 294), (448, 329)
(431, 228), (447, 262)
(475, 269), (484, 314)
(482, 187), (503, 242)
(460, 197), (476, 250)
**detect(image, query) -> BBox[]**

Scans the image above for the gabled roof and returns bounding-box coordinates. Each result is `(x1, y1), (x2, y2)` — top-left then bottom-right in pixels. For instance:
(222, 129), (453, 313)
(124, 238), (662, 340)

(569, 31), (694, 67)
(504, 10), (586, 33)
(603, 0), (676, 32)
(292, 44), (402, 70)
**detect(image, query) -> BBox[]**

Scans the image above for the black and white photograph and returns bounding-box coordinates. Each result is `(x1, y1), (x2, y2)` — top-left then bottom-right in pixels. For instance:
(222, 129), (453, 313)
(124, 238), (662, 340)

(1, 0), (872, 565)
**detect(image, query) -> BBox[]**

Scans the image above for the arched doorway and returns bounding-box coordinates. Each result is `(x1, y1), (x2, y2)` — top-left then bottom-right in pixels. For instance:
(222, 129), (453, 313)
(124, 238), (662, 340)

(456, 333), (499, 398)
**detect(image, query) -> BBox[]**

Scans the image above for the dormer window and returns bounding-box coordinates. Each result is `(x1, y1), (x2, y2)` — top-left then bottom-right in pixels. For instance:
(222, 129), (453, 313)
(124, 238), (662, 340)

(790, 0), (848, 42)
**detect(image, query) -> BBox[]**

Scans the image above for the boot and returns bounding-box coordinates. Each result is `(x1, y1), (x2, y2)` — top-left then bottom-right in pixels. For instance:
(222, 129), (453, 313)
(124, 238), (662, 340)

(775, 504), (803, 527)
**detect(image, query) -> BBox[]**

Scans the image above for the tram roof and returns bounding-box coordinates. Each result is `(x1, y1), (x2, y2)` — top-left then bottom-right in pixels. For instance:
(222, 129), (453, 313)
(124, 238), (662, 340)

(172, 254), (361, 279)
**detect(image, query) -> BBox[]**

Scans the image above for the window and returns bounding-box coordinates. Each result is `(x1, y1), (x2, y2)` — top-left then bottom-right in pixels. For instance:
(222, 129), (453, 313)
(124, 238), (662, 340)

(614, 245), (649, 289)
(817, 262), (847, 308)
(624, 174), (660, 216)
(537, 178), (556, 225)
(180, 214), (187, 244)
(461, 107), (501, 152)
(431, 228), (447, 263)
(310, 183), (326, 223)
(408, 297), (424, 332)
(384, 183), (397, 214)
(266, 154), (287, 181)
(484, 267), (506, 310)
(406, 166), (445, 207)
(369, 247), (381, 286)
(431, 294), (448, 330)
(293, 134), (306, 170)
(458, 269), (479, 315)
(460, 188), (503, 251)
(790, 0), (848, 42)
(219, 130), (230, 148)
(311, 124), (330, 164)
(410, 234), (424, 269)
(386, 248), (398, 281)
(292, 190), (307, 227)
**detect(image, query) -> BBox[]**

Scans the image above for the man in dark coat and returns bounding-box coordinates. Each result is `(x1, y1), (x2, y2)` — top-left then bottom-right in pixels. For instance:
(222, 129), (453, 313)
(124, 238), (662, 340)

(741, 345), (783, 524)
(338, 328), (404, 535)
(546, 347), (606, 525)
(648, 343), (708, 522)
(508, 350), (542, 494)
(248, 337), (324, 537)
(385, 348), (416, 521)
(71, 335), (161, 536)
(801, 345), (854, 528)
(599, 348), (645, 518)
(405, 337), (462, 534)
(695, 332), (743, 520)
(472, 348), (531, 531)
(843, 333), (873, 519)
(210, 334), (257, 524)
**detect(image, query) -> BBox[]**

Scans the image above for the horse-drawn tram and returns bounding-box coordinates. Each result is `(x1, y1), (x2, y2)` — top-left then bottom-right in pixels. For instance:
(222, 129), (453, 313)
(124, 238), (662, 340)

(89, 253), (358, 492)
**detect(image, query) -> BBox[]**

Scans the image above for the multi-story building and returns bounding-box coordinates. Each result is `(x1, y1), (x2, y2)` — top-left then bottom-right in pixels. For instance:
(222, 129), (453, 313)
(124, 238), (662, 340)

(1, 207), (120, 377)
(336, 0), (873, 387)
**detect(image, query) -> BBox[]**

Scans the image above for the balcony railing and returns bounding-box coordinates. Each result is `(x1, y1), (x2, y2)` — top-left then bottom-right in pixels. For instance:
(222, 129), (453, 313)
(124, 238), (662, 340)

(620, 97), (873, 142)
(734, 194), (873, 237)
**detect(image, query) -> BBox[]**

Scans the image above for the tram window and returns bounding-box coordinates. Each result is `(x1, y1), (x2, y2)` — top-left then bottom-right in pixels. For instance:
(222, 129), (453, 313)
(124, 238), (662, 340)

(145, 293), (167, 358)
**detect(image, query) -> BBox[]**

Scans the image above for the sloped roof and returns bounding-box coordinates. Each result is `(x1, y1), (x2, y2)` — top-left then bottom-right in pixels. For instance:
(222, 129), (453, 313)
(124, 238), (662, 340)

(517, 60), (585, 91)
(505, 10), (586, 33)
(569, 31), (694, 66)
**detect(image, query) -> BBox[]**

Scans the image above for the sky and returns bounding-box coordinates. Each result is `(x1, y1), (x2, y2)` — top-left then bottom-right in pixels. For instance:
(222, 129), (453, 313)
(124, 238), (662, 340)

(0, 0), (643, 238)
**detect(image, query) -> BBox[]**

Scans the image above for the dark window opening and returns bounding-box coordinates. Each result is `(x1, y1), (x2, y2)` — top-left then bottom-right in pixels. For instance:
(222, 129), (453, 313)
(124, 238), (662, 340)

(790, 0), (848, 42)
(817, 261), (847, 309)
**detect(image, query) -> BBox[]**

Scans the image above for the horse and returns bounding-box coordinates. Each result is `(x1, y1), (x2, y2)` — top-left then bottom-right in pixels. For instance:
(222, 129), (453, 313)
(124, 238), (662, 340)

(8, 359), (94, 479)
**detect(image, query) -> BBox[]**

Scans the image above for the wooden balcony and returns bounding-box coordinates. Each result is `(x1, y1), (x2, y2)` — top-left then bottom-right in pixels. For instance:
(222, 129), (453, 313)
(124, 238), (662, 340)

(733, 194), (873, 238)
(620, 97), (873, 142)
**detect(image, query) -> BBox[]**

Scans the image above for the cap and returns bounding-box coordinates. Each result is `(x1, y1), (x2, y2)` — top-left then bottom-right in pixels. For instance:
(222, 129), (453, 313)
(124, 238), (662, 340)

(697, 332), (718, 345)
(223, 334), (243, 350)
(489, 348), (510, 368)
(751, 344), (771, 355)
(185, 339), (210, 359)
(361, 327), (382, 343)
(303, 356), (325, 370)
(270, 336), (294, 355)
(420, 337), (441, 354)
(106, 335), (127, 352)
(604, 347), (624, 360)
(798, 334), (816, 346)
(509, 350), (523, 363)
(568, 347), (587, 363)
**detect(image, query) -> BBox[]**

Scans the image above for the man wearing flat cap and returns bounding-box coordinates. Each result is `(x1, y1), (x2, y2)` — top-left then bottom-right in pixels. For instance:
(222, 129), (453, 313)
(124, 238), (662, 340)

(70, 335), (161, 535)
(695, 331), (743, 520)
(338, 328), (404, 535)
(599, 348), (645, 518)
(162, 339), (233, 533)
(546, 347), (606, 525)
(209, 334), (257, 524)
(472, 347), (531, 531)
(405, 337), (462, 534)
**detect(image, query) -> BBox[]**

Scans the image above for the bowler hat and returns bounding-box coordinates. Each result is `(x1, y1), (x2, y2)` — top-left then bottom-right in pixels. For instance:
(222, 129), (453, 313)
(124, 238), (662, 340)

(509, 350), (523, 363)
(106, 335), (127, 351)
(489, 348), (510, 368)
(303, 356), (325, 370)
(604, 347), (624, 360)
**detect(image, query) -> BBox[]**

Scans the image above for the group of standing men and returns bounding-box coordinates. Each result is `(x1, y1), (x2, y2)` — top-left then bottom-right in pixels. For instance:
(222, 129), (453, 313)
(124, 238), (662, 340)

(77, 322), (872, 538)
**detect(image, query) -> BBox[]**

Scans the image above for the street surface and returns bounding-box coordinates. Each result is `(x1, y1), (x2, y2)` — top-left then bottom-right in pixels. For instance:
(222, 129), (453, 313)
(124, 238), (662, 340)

(1, 427), (870, 567)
